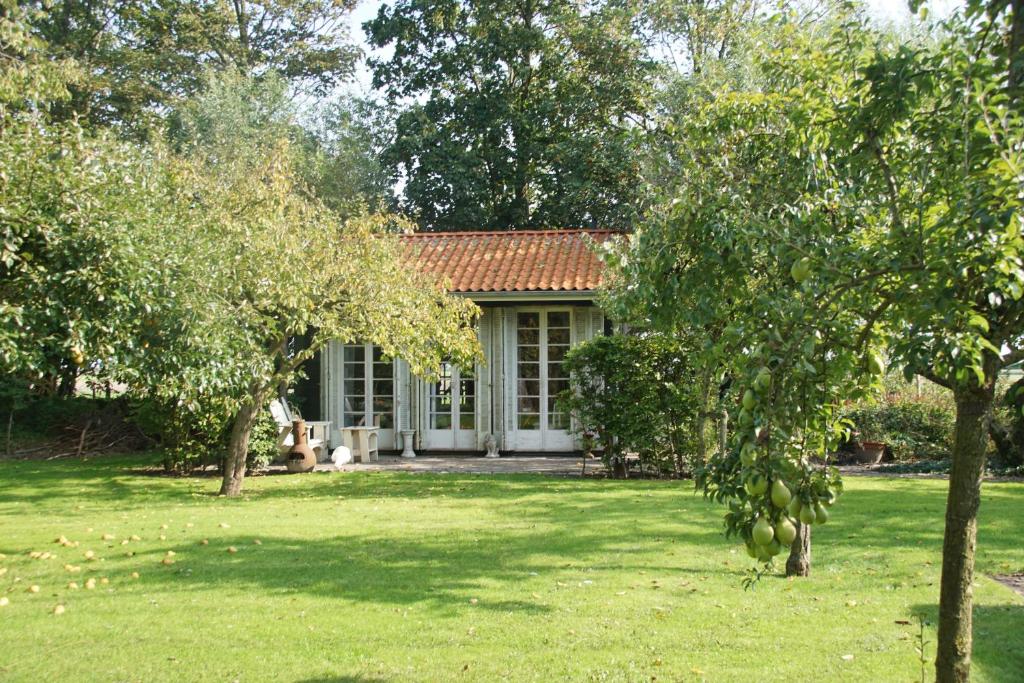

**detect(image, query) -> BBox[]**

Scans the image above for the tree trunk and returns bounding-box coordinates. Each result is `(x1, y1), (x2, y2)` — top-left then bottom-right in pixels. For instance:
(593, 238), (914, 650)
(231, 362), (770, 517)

(219, 400), (260, 497)
(718, 407), (729, 458)
(57, 363), (78, 398)
(935, 373), (997, 683)
(786, 521), (811, 577)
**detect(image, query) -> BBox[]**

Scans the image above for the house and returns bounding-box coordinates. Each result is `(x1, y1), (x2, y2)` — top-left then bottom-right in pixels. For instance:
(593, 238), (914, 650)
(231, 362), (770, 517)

(308, 229), (619, 455)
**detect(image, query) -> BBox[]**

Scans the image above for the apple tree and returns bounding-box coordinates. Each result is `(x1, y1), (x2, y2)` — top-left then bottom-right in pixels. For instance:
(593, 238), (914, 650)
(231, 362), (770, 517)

(126, 86), (481, 495)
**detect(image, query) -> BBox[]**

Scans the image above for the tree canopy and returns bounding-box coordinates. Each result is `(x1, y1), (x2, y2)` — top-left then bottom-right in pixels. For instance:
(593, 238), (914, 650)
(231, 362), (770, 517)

(604, 2), (1023, 680)
(366, 0), (655, 231)
(26, 0), (361, 135)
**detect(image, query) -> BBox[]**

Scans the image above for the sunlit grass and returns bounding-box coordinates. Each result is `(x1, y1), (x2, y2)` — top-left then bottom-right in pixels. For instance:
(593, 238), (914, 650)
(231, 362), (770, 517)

(0, 455), (1021, 681)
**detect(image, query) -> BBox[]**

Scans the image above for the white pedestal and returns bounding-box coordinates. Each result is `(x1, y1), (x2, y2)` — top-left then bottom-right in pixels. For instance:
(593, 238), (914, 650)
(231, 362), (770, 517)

(400, 430), (416, 458)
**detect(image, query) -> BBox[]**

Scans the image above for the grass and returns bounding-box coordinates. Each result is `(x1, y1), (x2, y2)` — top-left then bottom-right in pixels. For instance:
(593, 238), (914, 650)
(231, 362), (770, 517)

(0, 455), (1022, 682)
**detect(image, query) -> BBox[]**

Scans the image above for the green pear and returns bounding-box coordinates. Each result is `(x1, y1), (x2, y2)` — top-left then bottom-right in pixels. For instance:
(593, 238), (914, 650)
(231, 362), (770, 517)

(752, 516), (775, 546)
(775, 516), (797, 546)
(770, 479), (792, 508)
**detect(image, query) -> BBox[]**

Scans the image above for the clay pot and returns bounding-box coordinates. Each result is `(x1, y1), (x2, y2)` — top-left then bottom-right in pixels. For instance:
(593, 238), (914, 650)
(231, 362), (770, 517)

(854, 440), (886, 465)
(286, 419), (316, 473)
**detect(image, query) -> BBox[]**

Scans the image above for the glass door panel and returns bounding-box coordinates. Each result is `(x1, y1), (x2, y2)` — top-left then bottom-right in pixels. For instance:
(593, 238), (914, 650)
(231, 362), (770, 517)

(340, 344), (395, 447)
(425, 362), (476, 449)
(515, 310), (574, 449)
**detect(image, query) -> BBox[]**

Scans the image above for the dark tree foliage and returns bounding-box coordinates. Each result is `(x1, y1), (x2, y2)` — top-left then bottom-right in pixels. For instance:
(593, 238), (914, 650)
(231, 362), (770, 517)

(366, 0), (655, 231)
(24, 0), (360, 136)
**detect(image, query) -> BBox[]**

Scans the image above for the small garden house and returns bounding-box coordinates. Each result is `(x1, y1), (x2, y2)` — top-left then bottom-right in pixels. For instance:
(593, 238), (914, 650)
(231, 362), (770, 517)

(311, 229), (617, 455)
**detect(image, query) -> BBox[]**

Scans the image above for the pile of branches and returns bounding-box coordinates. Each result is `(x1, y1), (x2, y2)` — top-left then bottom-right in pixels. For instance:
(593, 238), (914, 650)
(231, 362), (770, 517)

(7, 400), (151, 460)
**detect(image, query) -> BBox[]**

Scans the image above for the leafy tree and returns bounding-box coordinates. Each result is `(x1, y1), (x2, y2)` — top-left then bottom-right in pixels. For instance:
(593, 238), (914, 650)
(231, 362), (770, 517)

(641, 0), (763, 76)
(609, 2), (1023, 680)
(305, 96), (393, 217)
(25, 0), (360, 135)
(129, 85), (482, 495)
(365, 0), (655, 231)
(1, 3), (184, 396)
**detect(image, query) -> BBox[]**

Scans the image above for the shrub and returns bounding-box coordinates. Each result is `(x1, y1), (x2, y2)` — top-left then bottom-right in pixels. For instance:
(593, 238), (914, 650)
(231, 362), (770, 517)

(843, 400), (954, 461)
(558, 333), (704, 477)
(246, 412), (281, 473)
(132, 398), (232, 474)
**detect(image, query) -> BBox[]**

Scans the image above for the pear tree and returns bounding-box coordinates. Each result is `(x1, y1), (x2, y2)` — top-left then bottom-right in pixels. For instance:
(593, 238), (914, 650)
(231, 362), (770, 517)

(607, 3), (1023, 681)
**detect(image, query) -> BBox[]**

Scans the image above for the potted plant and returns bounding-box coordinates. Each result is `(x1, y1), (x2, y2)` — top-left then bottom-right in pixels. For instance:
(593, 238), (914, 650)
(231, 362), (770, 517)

(849, 407), (888, 465)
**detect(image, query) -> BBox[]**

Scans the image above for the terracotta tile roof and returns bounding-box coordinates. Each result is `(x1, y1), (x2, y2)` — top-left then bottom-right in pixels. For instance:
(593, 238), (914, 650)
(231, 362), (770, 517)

(402, 229), (620, 293)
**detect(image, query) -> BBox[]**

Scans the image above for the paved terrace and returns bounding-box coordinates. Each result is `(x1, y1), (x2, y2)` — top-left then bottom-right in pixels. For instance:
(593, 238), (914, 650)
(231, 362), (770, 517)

(308, 454), (605, 477)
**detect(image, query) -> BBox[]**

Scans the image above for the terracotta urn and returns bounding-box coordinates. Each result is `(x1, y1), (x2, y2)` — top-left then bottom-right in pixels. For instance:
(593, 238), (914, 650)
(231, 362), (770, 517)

(854, 440), (886, 465)
(286, 419), (317, 473)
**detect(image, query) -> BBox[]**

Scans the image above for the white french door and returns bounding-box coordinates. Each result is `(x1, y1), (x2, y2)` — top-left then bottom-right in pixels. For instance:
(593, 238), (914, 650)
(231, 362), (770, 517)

(340, 344), (395, 448)
(514, 310), (573, 450)
(423, 363), (477, 450)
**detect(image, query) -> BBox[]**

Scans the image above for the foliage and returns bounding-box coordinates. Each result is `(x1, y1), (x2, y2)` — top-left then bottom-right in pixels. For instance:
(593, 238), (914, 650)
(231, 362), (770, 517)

(843, 400), (955, 461)
(24, 0), (361, 136)
(130, 81), (483, 495)
(131, 396), (231, 474)
(304, 96), (393, 218)
(606, 1), (1024, 678)
(558, 333), (703, 477)
(988, 375), (1024, 468)
(365, 0), (655, 231)
(245, 411), (281, 473)
(133, 395), (279, 476)
(1, 6), (188, 395)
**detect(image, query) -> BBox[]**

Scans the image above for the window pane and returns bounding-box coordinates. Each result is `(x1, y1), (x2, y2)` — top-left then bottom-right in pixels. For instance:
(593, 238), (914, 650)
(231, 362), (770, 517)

(518, 397), (540, 413)
(517, 379), (540, 397)
(374, 397), (393, 429)
(518, 414), (540, 430)
(547, 311), (570, 328)
(548, 328), (570, 345)
(343, 346), (364, 362)
(372, 346), (387, 362)
(548, 413), (569, 430)
(373, 380), (393, 396)
(459, 412), (475, 430)
(517, 312), (540, 328)
(548, 345), (569, 362)
(548, 362), (568, 379)
(345, 362), (365, 379)
(431, 396), (452, 413)
(460, 396), (475, 414)
(344, 412), (363, 427)
(432, 413), (452, 429)
(518, 345), (540, 362)
(459, 378), (474, 397)
(548, 378), (570, 395)
(343, 397), (365, 413)
(373, 361), (392, 379)
(517, 328), (539, 345)
(518, 362), (540, 379)
(343, 380), (363, 398)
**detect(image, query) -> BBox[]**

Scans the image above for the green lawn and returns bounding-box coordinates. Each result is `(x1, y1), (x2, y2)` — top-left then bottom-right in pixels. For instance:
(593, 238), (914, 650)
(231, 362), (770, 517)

(0, 456), (1021, 682)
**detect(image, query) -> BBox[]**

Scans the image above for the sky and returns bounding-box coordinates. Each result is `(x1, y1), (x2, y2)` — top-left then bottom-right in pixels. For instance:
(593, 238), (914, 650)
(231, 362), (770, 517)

(338, 0), (967, 97)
